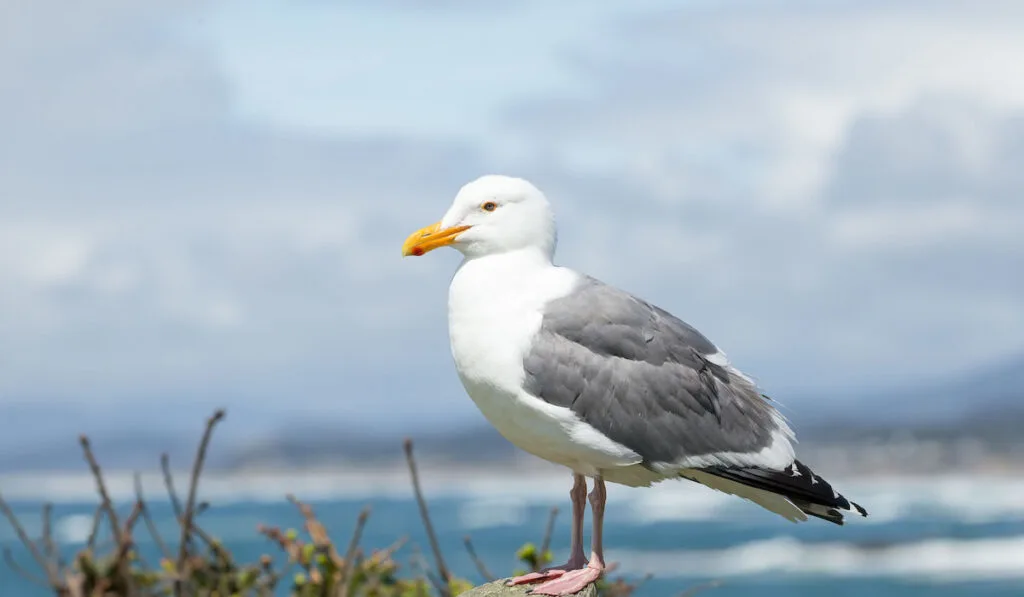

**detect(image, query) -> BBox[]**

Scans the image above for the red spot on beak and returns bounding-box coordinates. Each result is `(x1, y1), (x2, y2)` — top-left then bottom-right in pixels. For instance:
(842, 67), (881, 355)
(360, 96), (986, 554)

(412, 247), (425, 256)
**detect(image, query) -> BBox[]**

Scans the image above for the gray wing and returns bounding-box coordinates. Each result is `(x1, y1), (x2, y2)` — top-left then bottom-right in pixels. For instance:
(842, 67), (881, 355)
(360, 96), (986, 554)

(522, 275), (784, 466)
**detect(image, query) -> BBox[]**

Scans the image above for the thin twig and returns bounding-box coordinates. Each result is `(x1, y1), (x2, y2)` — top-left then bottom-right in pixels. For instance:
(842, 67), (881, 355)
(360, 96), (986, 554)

(2, 547), (48, 586)
(190, 521), (226, 556)
(403, 438), (450, 595)
(163, 454), (231, 580)
(0, 492), (61, 588)
(425, 569), (445, 596)
(125, 500), (144, 533)
(287, 494), (336, 553)
(375, 536), (408, 561)
(175, 409), (225, 597)
(409, 545), (445, 597)
(338, 507), (371, 597)
(342, 507), (370, 567)
(79, 435), (124, 548)
(636, 572), (654, 586)
(79, 434), (137, 594)
(86, 505), (103, 550)
(134, 472), (172, 560)
(462, 536), (495, 582)
(114, 501), (144, 563)
(163, 454), (233, 574)
(161, 453), (183, 520)
(41, 503), (56, 560)
(40, 502), (61, 576)
(538, 506), (559, 562)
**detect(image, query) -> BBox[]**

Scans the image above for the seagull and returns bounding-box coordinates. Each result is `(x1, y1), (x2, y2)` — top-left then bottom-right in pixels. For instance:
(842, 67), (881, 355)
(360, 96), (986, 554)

(402, 175), (867, 596)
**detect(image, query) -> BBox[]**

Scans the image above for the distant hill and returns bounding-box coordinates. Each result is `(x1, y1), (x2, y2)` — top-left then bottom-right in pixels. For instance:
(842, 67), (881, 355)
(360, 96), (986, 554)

(219, 424), (518, 470)
(793, 352), (1024, 430)
(2, 353), (1020, 473)
(222, 354), (1024, 471)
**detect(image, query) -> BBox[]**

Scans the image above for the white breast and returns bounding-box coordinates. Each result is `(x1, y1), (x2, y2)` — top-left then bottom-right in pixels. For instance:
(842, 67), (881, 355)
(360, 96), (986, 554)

(447, 249), (641, 474)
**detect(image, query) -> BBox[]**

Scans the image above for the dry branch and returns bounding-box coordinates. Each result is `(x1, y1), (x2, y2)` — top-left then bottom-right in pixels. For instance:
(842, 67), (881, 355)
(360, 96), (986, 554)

(338, 506), (371, 597)
(539, 506), (559, 562)
(463, 536), (495, 582)
(0, 492), (61, 589)
(86, 505), (103, 550)
(41, 503), (58, 569)
(161, 453), (184, 520)
(0, 408), (670, 597)
(3, 547), (48, 587)
(79, 435), (124, 549)
(404, 438), (451, 596)
(175, 408), (225, 596)
(134, 472), (172, 561)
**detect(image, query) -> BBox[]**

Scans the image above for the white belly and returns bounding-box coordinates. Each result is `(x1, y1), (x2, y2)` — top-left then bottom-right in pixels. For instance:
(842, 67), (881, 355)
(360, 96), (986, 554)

(446, 250), (641, 476)
(462, 381), (580, 469)
(460, 375), (636, 474)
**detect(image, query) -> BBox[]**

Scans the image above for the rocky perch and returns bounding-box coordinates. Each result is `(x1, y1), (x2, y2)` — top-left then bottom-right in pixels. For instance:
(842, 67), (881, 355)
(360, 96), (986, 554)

(460, 579), (598, 597)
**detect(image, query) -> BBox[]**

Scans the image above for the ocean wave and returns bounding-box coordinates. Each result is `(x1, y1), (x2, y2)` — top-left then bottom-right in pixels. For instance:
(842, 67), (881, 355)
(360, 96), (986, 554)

(3, 470), (1024, 526)
(620, 475), (1024, 525)
(0, 467), (570, 505)
(609, 535), (1024, 582)
(847, 476), (1024, 524)
(625, 484), (735, 523)
(458, 496), (529, 530)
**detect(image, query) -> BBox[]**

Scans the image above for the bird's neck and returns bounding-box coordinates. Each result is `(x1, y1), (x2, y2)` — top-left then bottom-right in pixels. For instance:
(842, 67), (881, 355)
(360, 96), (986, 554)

(458, 246), (553, 275)
(448, 248), (574, 333)
(446, 247), (578, 390)
(451, 248), (558, 303)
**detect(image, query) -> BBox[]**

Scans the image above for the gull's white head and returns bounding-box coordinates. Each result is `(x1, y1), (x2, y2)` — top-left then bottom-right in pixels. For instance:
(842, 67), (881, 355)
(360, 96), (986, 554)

(402, 175), (556, 260)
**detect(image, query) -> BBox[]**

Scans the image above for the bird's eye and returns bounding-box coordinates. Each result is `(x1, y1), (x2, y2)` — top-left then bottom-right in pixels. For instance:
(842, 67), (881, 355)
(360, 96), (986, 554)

(482, 201), (498, 212)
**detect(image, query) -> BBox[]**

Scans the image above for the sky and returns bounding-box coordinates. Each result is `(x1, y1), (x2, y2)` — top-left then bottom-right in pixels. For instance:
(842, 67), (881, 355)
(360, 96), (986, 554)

(1, 0), (1023, 439)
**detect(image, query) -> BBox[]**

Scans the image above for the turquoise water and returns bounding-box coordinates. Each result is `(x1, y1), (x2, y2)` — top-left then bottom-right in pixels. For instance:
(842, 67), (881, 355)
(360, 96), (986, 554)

(2, 473), (1024, 596)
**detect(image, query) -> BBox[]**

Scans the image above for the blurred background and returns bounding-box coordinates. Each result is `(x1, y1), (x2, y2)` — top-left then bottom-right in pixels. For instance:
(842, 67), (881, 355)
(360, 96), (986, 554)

(1, 0), (1023, 595)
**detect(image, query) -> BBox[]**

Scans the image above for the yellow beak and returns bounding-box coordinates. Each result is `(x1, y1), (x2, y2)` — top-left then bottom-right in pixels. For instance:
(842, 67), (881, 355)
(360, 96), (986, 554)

(401, 221), (471, 257)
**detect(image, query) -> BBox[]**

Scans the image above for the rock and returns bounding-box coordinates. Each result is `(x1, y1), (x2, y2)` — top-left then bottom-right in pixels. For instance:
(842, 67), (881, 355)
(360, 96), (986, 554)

(459, 578), (599, 597)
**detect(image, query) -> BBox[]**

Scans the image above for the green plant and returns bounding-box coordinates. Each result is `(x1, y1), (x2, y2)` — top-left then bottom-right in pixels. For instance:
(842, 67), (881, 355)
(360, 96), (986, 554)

(0, 410), (714, 596)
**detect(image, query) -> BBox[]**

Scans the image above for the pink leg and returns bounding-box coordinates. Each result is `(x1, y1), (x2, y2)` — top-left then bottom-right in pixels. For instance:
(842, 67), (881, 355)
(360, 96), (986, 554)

(507, 474), (588, 585)
(528, 477), (606, 596)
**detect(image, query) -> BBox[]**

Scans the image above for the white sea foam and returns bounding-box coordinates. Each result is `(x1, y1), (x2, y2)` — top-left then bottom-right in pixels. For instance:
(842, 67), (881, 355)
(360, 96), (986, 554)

(0, 466), (570, 505)
(3, 469), (1024, 527)
(458, 496), (529, 530)
(625, 483), (735, 523)
(54, 514), (94, 544)
(608, 535), (1024, 582)
(619, 475), (1024, 525)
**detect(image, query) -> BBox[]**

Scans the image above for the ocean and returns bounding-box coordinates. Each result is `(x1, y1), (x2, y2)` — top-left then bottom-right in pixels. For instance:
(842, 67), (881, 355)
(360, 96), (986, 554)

(1, 469), (1023, 596)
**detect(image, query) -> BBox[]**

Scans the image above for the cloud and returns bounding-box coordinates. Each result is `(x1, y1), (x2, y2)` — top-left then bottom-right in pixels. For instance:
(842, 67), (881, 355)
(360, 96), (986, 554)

(1, 0), (1022, 443)
(497, 1), (1024, 391)
(504, 1), (1024, 206)
(0, 0), (488, 422)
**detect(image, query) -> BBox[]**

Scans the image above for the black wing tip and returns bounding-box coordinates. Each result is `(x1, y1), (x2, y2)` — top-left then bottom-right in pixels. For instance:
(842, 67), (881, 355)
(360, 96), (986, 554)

(703, 459), (869, 525)
(790, 459), (870, 519)
(810, 508), (844, 525)
(816, 499), (868, 525)
(803, 496), (868, 525)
